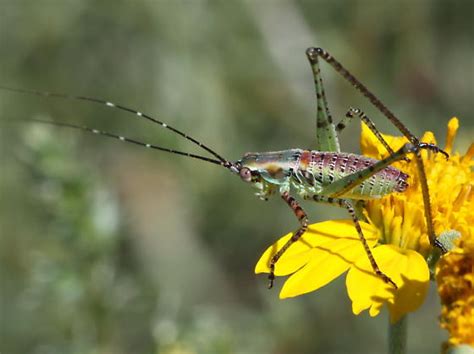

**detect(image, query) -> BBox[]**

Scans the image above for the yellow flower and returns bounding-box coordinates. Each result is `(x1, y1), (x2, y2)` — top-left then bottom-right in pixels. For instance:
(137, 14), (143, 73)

(432, 119), (474, 350)
(255, 117), (473, 324)
(362, 118), (474, 256)
(436, 233), (474, 350)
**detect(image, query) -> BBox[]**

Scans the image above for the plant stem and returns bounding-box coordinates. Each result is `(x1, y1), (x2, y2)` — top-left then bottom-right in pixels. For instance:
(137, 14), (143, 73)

(389, 315), (407, 354)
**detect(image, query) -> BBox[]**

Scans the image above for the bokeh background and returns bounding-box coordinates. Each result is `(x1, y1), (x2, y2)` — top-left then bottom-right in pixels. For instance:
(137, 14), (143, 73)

(1, 1), (473, 354)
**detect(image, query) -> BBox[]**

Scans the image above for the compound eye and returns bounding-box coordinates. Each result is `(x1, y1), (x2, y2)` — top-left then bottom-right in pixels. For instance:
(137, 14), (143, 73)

(239, 167), (252, 182)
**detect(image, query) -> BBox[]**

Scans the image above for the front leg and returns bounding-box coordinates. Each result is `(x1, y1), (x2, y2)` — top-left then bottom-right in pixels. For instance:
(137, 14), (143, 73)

(268, 191), (309, 289)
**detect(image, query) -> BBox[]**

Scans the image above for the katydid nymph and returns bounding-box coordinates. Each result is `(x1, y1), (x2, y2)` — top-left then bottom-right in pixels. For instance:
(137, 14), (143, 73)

(1, 47), (448, 290)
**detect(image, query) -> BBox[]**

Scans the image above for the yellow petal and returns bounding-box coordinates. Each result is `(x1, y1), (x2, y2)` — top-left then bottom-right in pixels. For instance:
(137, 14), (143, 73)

(346, 245), (429, 323)
(255, 232), (312, 275)
(463, 143), (474, 163)
(280, 238), (363, 298)
(420, 131), (436, 145)
(444, 117), (459, 154)
(360, 122), (409, 160)
(387, 254), (431, 323)
(360, 123), (384, 159)
(255, 220), (379, 297)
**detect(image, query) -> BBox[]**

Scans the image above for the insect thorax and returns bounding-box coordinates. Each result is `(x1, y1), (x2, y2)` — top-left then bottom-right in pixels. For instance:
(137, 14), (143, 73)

(239, 149), (409, 200)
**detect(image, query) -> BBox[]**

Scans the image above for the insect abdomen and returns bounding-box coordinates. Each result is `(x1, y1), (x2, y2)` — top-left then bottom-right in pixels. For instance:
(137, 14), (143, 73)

(300, 151), (408, 199)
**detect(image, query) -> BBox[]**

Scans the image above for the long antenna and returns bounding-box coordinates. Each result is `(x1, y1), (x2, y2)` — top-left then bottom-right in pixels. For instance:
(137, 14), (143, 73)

(0, 86), (228, 163)
(28, 118), (224, 166)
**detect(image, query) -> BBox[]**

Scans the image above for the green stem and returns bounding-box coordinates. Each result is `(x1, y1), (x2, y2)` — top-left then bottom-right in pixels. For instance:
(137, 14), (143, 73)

(389, 315), (407, 354)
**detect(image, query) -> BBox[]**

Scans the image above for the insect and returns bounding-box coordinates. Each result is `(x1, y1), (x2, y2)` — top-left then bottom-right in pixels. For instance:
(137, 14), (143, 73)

(1, 47), (448, 290)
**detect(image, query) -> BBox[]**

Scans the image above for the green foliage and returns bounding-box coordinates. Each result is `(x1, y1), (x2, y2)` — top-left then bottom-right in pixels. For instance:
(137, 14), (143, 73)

(0, 1), (472, 353)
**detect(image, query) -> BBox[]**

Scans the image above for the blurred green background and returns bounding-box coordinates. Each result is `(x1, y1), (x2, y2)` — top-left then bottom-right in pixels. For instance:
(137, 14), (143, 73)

(0, 1), (472, 353)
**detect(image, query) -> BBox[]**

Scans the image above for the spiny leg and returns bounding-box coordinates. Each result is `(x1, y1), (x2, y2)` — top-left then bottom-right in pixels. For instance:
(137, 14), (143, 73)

(304, 195), (397, 288)
(321, 142), (448, 252)
(306, 49), (340, 152)
(306, 47), (418, 145)
(412, 149), (447, 252)
(336, 108), (448, 249)
(268, 191), (309, 289)
(336, 107), (395, 157)
(305, 47), (451, 252)
(336, 115), (447, 253)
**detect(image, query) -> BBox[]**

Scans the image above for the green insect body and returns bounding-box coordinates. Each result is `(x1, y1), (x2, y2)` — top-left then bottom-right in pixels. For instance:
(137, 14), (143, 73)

(1, 47), (449, 290)
(238, 149), (408, 201)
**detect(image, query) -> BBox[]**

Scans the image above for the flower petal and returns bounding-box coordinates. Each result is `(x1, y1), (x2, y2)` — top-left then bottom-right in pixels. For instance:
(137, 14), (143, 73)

(280, 238), (362, 298)
(255, 220), (379, 298)
(445, 117), (459, 154)
(255, 232), (312, 275)
(346, 245), (429, 323)
(360, 122), (409, 160)
(387, 253), (431, 323)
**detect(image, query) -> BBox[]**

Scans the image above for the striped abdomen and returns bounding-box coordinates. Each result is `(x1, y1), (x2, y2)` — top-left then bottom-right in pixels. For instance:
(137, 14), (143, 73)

(298, 150), (408, 199)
